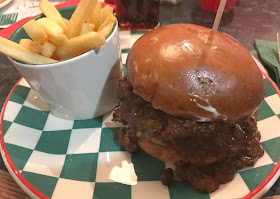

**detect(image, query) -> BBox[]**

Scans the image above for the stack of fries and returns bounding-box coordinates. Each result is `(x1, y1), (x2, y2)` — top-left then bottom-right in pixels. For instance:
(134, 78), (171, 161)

(0, 0), (116, 64)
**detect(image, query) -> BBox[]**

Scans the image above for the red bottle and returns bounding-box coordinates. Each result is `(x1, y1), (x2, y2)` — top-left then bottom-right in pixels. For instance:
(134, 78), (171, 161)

(105, 0), (115, 4)
(200, 0), (237, 13)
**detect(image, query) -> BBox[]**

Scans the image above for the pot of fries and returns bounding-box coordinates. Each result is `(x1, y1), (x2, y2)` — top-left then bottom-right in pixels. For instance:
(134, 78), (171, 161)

(0, 0), (122, 120)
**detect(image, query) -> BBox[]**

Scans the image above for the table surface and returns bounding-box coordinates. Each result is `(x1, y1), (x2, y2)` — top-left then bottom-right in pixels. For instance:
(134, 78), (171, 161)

(0, 0), (280, 198)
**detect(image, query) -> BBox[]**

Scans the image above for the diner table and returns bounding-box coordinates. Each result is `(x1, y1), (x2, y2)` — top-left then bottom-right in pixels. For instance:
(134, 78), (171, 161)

(0, 0), (280, 198)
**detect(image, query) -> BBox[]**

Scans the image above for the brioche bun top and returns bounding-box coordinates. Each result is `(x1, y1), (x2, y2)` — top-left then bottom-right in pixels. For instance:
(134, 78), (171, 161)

(126, 24), (265, 122)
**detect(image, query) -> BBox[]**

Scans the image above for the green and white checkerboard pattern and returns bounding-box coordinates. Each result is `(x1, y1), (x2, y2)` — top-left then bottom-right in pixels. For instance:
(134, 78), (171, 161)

(1, 31), (280, 199)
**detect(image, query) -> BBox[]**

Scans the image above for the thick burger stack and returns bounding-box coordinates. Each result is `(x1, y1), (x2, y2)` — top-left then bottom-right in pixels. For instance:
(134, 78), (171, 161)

(113, 24), (266, 193)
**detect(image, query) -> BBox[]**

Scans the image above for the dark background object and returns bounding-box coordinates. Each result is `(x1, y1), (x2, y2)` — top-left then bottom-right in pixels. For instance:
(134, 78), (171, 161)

(114, 0), (160, 30)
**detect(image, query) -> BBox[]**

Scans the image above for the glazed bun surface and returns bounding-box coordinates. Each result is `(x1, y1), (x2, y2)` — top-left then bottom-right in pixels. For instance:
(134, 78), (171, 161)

(126, 24), (266, 122)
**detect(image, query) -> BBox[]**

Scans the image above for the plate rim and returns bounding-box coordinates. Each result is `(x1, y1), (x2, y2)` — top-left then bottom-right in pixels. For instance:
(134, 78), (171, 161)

(0, 72), (280, 199)
(0, 0), (13, 9)
(0, 77), (45, 199)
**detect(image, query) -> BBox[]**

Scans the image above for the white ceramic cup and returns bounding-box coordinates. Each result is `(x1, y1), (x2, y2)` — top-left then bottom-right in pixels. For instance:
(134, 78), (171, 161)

(9, 9), (122, 120)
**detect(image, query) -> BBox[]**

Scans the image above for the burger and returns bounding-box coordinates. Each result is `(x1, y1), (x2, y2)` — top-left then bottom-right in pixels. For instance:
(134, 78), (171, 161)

(112, 24), (266, 193)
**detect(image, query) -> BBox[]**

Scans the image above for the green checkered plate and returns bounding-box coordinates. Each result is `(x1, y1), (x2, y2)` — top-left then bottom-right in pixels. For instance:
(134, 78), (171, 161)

(1, 56), (280, 198)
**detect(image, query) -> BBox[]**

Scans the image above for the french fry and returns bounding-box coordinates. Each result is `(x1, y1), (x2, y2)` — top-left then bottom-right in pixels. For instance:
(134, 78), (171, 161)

(19, 39), (43, 54)
(42, 41), (56, 57)
(87, 2), (102, 31)
(7, 1), (116, 64)
(0, 37), (57, 64)
(66, 0), (98, 39)
(100, 5), (114, 25)
(80, 23), (95, 35)
(37, 17), (64, 39)
(98, 15), (116, 31)
(23, 19), (48, 45)
(98, 22), (115, 39)
(39, 0), (68, 32)
(50, 33), (68, 46)
(54, 31), (106, 60)
(63, 17), (69, 25)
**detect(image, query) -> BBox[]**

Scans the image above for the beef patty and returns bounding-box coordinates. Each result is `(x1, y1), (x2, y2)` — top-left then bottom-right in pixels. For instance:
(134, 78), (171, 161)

(112, 76), (264, 193)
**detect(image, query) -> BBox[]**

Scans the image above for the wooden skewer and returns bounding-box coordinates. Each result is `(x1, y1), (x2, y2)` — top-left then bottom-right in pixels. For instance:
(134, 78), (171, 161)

(277, 33), (280, 62)
(212, 0), (227, 33)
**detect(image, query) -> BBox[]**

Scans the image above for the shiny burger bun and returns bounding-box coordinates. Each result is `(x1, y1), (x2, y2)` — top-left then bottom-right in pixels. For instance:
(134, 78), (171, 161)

(126, 24), (266, 122)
